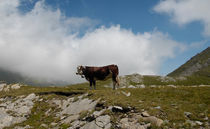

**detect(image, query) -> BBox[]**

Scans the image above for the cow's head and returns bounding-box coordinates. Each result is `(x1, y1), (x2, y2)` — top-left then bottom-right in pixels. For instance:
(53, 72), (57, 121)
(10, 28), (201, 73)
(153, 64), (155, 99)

(76, 65), (85, 78)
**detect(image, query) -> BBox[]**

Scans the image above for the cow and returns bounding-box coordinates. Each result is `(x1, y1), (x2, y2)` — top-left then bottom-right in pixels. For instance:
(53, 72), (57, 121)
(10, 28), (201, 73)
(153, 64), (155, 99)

(76, 64), (120, 90)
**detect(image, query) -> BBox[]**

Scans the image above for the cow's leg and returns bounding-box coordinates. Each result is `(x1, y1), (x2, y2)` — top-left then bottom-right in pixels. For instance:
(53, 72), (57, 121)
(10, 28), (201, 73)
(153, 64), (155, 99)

(89, 80), (93, 90)
(112, 76), (117, 90)
(113, 81), (116, 90)
(93, 80), (96, 90)
(116, 76), (120, 87)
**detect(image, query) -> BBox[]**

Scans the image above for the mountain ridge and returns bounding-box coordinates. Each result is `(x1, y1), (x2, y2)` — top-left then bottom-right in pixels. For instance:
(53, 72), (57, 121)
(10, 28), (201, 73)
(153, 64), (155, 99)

(168, 47), (210, 77)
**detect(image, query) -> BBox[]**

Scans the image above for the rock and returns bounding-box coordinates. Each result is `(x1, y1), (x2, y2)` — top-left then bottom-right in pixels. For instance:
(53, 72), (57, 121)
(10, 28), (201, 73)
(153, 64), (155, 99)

(154, 106), (161, 109)
(60, 98), (99, 115)
(24, 93), (37, 101)
(150, 85), (157, 88)
(130, 74), (143, 84)
(80, 121), (101, 129)
(14, 125), (32, 129)
(195, 121), (203, 126)
(11, 84), (21, 90)
(51, 99), (62, 108)
(93, 109), (106, 117)
(167, 85), (176, 88)
(95, 115), (111, 128)
(120, 117), (145, 129)
(120, 118), (129, 123)
(186, 120), (196, 126)
(0, 93), (38, 128)
(142, 116), (163, 127)
(0, 83), (6, 91)
(62, 115), (79, 124)
(78, 115), (111, 129)
(121, 91), (131, 97)
(119, 76), (129, 87)
(128, 85), (136, 88)
(78, 93), (88, 99)
(143, 123), (151, 128)
(112, 106), (123, 112)
(50, 122), (57, 126)
(40, 124), (48, 128)
(184, 112), (192, 117)
(69, 120), (86, 129)
(160, 76), (176, 82)
(204, 116), (208, 120)
(136, 84), (145, 88)
(141, 111), (150, 117)
(3, 85), (10, 91)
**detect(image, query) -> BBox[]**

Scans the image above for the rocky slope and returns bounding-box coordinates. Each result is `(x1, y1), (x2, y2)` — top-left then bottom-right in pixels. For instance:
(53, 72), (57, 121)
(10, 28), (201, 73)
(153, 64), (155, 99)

(0, 82), (209, 129)
(168, 47), (210, 77)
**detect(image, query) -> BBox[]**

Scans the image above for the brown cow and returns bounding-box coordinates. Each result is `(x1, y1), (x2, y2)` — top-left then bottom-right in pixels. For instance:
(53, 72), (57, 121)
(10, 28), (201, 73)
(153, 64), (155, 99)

(76, 64), (120, 90)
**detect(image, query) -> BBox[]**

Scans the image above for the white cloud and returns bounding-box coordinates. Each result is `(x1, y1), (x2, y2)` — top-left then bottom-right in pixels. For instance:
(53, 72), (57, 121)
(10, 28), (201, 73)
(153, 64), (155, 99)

(0, 0), (185, 84)
(154, 0), (210, 37)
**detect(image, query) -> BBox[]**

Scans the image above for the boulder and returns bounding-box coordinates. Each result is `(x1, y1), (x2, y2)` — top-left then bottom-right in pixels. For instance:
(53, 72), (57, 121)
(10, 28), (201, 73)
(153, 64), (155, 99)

(141, 111), (150, 117)
(142, 116), (163, 127)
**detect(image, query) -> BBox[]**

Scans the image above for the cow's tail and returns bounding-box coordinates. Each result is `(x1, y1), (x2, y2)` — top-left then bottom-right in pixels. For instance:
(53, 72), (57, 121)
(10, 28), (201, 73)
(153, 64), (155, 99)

(116, 75), (120, 86)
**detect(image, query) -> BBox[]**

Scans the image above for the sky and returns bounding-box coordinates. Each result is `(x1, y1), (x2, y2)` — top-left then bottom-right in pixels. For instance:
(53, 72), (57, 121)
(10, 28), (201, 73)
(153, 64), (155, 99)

(0, 0), (209, 84)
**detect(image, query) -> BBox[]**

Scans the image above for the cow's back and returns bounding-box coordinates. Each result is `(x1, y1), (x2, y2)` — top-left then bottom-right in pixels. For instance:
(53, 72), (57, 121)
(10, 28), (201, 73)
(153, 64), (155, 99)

(83, 64), (119, 80)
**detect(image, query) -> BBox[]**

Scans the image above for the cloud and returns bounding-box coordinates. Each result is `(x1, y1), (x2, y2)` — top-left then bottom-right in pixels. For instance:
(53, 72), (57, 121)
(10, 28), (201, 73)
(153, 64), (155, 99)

(0, 0), (185, 84)
(153, 0), (210, 37)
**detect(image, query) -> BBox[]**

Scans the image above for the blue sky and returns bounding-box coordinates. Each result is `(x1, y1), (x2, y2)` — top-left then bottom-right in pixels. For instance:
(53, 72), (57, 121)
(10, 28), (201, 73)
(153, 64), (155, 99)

(44, 0), (208, 74)
(0, 0), (209, 83)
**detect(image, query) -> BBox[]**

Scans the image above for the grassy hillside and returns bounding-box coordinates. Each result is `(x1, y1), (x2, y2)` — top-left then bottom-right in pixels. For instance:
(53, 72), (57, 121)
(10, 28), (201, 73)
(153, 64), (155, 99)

(1, 82), (209, 129)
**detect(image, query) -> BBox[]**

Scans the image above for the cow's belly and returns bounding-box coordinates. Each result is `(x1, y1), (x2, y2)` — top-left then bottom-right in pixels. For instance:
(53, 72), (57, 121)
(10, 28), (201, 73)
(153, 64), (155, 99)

(94, 73), (112, 81)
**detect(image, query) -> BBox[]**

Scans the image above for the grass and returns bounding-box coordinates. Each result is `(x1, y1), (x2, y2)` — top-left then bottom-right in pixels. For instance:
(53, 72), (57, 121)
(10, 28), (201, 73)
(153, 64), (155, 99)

(1, 80), (210, 128)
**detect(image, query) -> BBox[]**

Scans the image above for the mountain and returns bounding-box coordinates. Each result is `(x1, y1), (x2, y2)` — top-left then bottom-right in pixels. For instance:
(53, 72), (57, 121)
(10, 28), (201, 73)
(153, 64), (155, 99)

(0, 68), (25, 83)
(168, 47), (210, 78)
(0, 68), (68, 86)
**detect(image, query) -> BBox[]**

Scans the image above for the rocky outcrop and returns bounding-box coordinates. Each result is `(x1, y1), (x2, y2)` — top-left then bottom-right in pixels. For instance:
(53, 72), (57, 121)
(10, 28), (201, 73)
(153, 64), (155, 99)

(0, 93), (38, 128)
(0, 83), (23, 92)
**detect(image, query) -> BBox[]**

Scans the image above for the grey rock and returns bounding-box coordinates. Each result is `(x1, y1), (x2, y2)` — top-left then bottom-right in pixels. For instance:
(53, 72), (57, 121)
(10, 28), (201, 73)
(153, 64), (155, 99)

(120, 117), (145, 129)
(11, 84), (21, 90)
(60, 98), (99, 115)
(62, 115), (79, 124)
(121, 91), (131, 97)
(80, 121), (101, 129)
(186, 120), (196, 126)
(0, 93), (38, 128)
(141, 111), (150, 117)
(184, 112), (192, 117)
(112, 106), (123, 111)
(40, 124), (48, 128)
(14, 125), (32, 129)
(68, 120), (86, 129)
(195, 121), (203, 126)
(128, 85), (136, 88)
(93, 109), (106, 117)
(80, 115), (111, 129)
(150, 85), (157, 88)
(0, 83), (6, 91)
(142, 116), (163, 127)
(95, 115), (111, 128)
(3, 85), (10, 91)
(136, 84), (145, 88)
(167, 85), (176, 88)
(130, 74), (143, 84)
(50, 122), (57, 126)
(154, 106), (161, 109)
